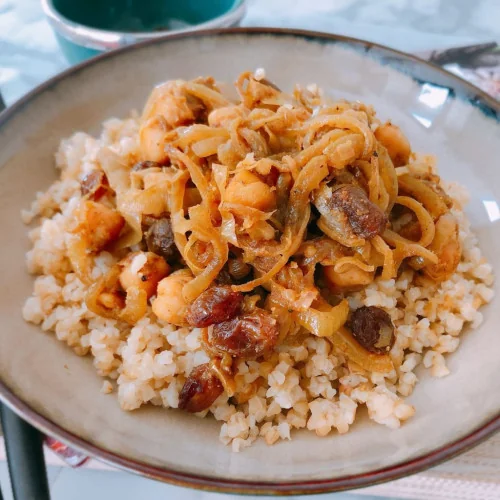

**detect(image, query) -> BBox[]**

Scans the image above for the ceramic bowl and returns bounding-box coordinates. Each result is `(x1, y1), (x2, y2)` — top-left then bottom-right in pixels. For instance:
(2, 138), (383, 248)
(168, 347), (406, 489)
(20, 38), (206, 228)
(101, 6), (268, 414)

(0, 29), (499, 495)
(41, 0), (246, 63)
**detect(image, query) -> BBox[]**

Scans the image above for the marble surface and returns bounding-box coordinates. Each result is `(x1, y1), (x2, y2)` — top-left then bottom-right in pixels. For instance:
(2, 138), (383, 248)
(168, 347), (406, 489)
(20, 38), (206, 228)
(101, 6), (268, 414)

(0, 1), (499, 499)
(1, 0), (500, 105)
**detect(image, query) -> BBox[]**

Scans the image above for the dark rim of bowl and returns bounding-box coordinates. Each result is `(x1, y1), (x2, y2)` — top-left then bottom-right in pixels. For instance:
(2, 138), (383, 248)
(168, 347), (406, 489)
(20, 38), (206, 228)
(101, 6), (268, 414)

(0, 27), (499, 495)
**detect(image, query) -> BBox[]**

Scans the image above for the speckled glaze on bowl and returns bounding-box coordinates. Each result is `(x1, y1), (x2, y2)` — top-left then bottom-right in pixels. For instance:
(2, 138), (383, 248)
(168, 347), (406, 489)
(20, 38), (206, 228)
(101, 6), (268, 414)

(0, 29), (499, 495)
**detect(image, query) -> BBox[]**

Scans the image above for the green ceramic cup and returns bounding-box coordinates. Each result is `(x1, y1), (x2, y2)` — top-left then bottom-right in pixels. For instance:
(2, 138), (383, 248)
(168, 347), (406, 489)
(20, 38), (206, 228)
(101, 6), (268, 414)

(41, 0), (246, 64)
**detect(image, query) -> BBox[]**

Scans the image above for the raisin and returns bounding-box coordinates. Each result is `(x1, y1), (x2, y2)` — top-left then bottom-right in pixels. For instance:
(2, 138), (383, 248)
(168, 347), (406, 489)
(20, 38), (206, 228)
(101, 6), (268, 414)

(132, 160), (162, 171)
(216, 260), (252, 286)
(215, 268), (233, 285)
(350, 306), (395, 354)
(186, 286), (243, 327)
(186, 94), (208, 124)
(144, 218), (178, 262)
(330, 185), (387, 239)
(228, 258), (251, 280)
(80, 170), (109, 201)
(209, 309), (279, 358)
(178, 364), (223, 413)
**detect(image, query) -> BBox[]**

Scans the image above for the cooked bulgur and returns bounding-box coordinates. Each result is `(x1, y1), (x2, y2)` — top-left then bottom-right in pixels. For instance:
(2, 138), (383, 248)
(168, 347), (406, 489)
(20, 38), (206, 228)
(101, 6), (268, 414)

(22, 81), (494, 451)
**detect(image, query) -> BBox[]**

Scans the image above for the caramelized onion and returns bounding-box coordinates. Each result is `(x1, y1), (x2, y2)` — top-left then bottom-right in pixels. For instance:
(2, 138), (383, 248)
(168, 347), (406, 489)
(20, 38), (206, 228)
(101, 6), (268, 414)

(328, 327), (394, 373)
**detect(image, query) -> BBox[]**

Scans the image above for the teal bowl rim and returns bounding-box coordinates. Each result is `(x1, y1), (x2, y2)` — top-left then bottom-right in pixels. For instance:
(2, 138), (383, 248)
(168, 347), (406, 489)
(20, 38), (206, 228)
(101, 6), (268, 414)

(41, 0), (247, 50)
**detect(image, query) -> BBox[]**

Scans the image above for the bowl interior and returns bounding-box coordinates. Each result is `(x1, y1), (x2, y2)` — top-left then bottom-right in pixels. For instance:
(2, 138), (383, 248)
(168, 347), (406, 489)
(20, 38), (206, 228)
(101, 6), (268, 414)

(52, 0), (239, 32)
(0, 32), (499, 490)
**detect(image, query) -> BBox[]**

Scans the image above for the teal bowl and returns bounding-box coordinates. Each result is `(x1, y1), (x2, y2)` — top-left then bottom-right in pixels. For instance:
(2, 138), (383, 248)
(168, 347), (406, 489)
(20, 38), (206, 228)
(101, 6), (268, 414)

(41, 0), (246, 64)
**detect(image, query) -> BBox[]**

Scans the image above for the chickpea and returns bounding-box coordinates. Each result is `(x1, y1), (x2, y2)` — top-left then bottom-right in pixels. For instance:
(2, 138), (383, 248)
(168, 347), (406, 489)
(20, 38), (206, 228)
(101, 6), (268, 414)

(139, 117), (170, 164)
(78, 200), (125, 252)
(97, 291), (125, 310)
(139, 81), (206, 163)
(208, 106), (244, 128)
(324, 264), (374, 292)
(224, 170), (276, 211)
(374, 122), (411, 167)
(423, 213), (461, 283)
(119, 251), (170, 299)
(152, 269), (194, 326)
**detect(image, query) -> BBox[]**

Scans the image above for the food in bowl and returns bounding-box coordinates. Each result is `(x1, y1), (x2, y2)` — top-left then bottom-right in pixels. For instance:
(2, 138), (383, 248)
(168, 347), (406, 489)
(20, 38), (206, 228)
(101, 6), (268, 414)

(22, 71), (494, 451)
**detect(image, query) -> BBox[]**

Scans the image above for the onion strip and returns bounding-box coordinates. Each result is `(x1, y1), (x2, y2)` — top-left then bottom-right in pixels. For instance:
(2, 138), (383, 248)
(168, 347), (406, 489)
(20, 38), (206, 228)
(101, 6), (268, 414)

(181, 204), (228, 302)
(328, 327), (394, 373)
(398, 174), (448, 220)
(232, 156), (329, 292)
(296, 299), (350, 337)
(333, 257), (375, 274)
(304, 113), (375, 158)
(371, 235), (396, 279)
(395, 195), (436, 248)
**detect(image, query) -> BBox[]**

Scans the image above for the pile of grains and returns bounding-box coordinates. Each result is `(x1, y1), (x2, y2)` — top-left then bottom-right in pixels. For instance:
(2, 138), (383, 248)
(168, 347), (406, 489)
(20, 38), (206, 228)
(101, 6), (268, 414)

(22, 116), (494, 452)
